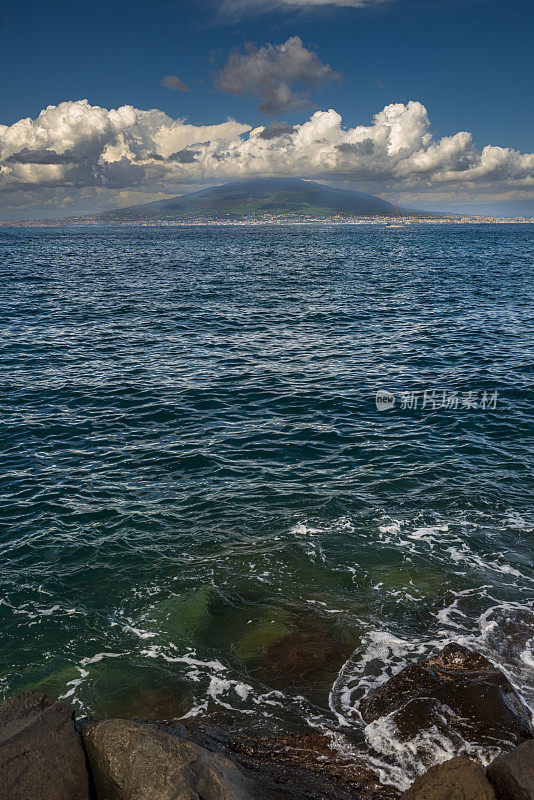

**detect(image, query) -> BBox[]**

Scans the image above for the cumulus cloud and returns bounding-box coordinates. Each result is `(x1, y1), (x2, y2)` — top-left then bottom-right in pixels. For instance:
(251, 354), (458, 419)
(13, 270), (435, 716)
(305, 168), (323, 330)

(161, 75), (190, 92)
(1, 97), (533, 217)
(215, 36), (341, 113)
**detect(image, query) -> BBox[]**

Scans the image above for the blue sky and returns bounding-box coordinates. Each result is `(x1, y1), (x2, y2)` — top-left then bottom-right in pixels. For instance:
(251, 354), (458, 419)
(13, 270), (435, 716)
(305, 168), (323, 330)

(1, 0), (533, 218)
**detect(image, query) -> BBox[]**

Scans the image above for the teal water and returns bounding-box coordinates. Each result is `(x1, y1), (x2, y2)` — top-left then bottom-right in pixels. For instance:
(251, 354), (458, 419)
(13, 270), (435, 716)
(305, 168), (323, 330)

(0, 224), (533, 785)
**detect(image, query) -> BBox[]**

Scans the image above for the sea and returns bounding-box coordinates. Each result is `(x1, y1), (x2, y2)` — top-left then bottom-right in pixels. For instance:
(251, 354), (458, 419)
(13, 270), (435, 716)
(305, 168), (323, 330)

(0, 223), (533, 788)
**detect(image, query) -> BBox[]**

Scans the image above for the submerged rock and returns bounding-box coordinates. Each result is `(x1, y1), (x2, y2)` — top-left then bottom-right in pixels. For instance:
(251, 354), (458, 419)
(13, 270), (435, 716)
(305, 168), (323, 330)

(0, 691), (91, 800)
(117, 689), (190, 721)
(486, 739), (534, 800)
(359, 643), (533, 749)
(254, 629), (352, 706)
(83, 718), (254, 800)
(151, 588), (213, 639)
(402, 757), (496, 800)
(231, 612), (292, 661)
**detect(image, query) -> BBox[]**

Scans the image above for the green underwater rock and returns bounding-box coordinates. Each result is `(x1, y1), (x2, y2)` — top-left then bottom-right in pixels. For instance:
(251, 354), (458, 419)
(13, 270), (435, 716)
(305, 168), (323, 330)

(20, 662), (81, 700)
(231, 610), (293, 662)
(367, 563), (449, 598)
(149, 588), (213, 640)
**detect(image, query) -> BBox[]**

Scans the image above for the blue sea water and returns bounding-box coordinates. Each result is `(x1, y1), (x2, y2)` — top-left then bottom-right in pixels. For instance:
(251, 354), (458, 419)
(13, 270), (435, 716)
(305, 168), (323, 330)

(0, 223), (533, 785)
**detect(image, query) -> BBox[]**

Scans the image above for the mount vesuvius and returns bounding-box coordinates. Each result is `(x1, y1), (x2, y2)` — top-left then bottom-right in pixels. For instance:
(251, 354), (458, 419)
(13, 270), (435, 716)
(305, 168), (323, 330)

(98, 178), (397, 221)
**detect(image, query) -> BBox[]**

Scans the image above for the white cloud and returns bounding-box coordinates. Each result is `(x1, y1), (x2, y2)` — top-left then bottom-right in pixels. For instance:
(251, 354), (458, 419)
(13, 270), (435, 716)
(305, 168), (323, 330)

(216, 0), (392, 17)
(215, 36), (341, 113)
(1, 98), (533, 217)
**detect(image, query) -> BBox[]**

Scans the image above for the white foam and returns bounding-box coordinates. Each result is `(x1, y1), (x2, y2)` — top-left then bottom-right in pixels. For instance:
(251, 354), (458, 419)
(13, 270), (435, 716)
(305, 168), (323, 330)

(330, 630), (431, 727)
(140, 644), (226, 673)
(121, 617), (158, 639)
(290, 523), (313, 536)
(444, 546), (527, 580)
(407, 525), (449, 549)
(207, 676), (254, 710)
(504, 511), (534, 531)
(363, 714), (502, 790)
(379, 521), (402, 535)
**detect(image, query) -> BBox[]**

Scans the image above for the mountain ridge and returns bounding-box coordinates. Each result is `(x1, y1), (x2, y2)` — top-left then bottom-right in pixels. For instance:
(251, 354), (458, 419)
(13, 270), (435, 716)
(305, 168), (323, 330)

(98, 178), (398, 221)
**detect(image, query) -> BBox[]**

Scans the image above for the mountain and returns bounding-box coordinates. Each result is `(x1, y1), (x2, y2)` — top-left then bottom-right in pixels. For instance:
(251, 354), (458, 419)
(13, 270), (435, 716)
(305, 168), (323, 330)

(97, 178), (397, 221)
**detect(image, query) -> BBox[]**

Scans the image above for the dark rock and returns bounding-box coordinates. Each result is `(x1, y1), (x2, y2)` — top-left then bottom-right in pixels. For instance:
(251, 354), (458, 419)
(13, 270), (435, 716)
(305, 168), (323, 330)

(82, 718), (255, 800)
(486, 739), (534, 800)
(254, 630), (352, 706)
(402, 757), (497, 800)
(231, 730), (400, 800)
(0, 690), (91, 800)
(164, 719), (395, 800)
(359, 643), (533, 748)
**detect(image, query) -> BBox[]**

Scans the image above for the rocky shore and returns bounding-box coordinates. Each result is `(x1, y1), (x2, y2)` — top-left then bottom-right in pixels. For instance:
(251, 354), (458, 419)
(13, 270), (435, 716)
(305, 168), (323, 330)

(0, 643), (532, 800)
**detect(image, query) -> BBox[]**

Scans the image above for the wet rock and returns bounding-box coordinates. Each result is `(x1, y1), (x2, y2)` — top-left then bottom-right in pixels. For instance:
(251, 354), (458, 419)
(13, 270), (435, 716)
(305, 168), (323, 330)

(171, 719), (396, 800)
(402, 757), (497, 800)
(254, 630), (352, 706)
(486, 739), (534, 800)
(0, 690), (91, 800)
(359, 643), (533, 748)
(82, 718), (254, 800)
(236, 730), (400, 800)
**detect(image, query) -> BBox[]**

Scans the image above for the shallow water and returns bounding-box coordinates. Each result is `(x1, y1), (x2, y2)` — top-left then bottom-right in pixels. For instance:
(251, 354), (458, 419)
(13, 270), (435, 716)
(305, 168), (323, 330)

(0, 223), (533, 787)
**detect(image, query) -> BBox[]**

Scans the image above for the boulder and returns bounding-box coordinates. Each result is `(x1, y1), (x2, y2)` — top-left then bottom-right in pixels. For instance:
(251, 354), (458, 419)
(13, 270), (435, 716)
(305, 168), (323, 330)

(359, 643), (533, 748)
(402, 757), (497, 800)
(82, 718), (255, 800)
(486, 739), (534, 800)
(0, 690), (91, 800)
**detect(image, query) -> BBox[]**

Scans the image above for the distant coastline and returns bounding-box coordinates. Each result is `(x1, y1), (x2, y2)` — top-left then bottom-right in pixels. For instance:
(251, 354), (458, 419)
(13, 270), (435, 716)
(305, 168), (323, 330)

(2, 215), (533, 227)
(3, 177), (533, 226)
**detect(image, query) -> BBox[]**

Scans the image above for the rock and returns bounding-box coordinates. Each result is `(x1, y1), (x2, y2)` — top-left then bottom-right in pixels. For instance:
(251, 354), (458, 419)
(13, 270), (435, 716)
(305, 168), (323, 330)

(402, 757), (497, 800)
(0, 690), (91, 800)
(359, 643), (533, 748)
(232, 730), (400, 800)
(254, 630), (352, 706)
(160, 719), (389, 800)
(149, 588), (213, 640)
(82, 718), (254, 800)
(486, 739), (534, 800)
(231, 612), (292, 661)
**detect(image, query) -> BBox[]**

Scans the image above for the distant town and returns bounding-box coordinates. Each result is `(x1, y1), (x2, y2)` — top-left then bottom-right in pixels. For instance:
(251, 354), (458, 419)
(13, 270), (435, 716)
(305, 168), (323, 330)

(2, 214), (533, 227)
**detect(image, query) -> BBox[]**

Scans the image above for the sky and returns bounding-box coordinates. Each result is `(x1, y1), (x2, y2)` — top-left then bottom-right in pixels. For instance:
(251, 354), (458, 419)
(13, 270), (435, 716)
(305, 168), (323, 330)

(1, 0), (533, 219)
